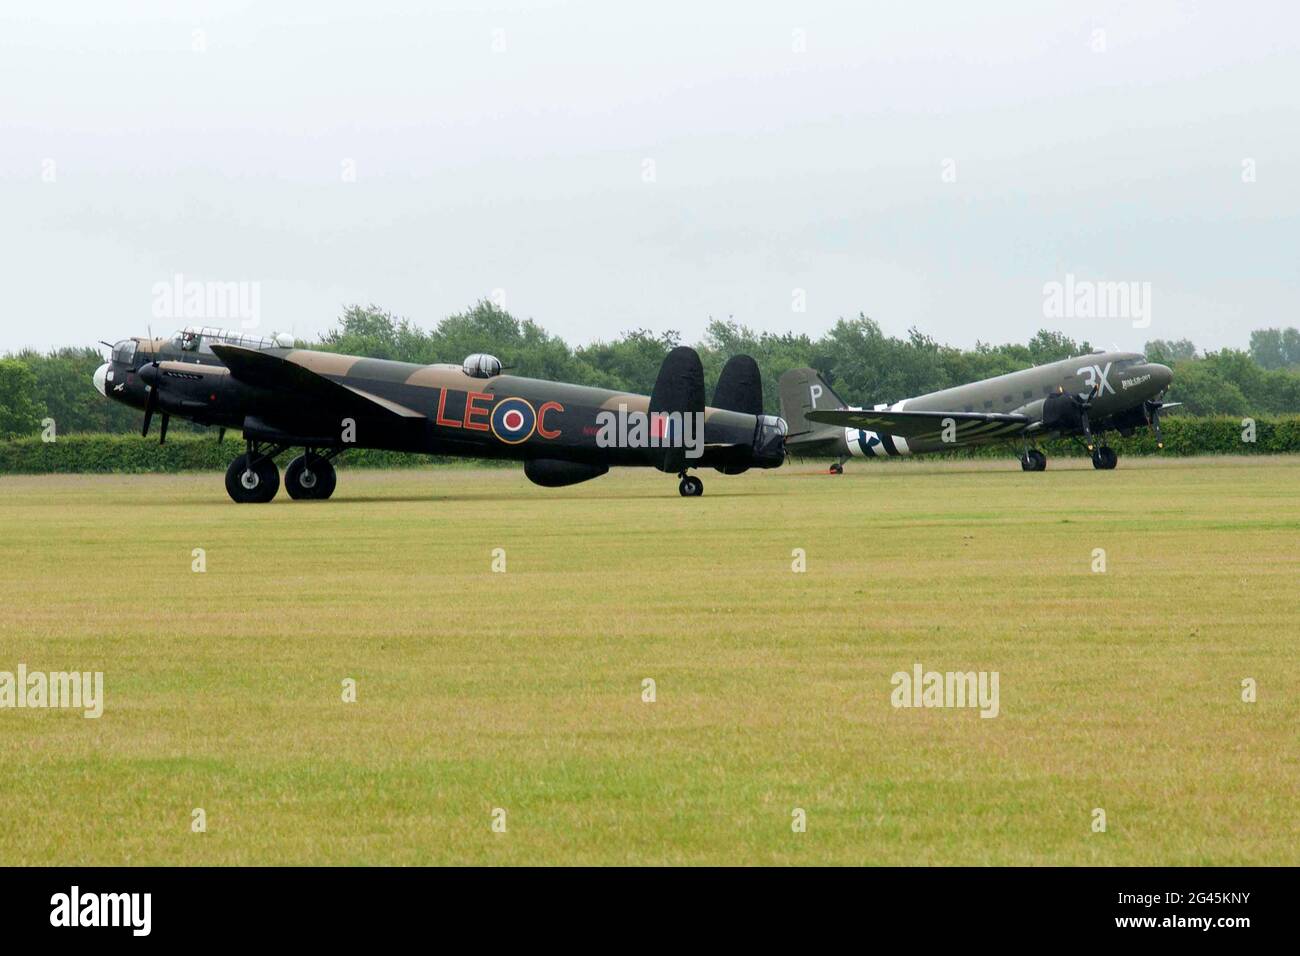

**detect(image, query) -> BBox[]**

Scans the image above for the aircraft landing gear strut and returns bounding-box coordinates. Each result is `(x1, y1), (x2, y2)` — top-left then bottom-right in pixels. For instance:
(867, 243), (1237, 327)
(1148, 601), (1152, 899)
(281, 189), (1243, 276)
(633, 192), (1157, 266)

(225, 441), (290, 503)
(678, 471), (704, 497)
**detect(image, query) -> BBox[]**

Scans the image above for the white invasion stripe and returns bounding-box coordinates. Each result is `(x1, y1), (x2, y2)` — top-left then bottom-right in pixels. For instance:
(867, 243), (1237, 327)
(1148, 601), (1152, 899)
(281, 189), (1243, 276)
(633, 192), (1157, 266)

(894, 435), (911, 455)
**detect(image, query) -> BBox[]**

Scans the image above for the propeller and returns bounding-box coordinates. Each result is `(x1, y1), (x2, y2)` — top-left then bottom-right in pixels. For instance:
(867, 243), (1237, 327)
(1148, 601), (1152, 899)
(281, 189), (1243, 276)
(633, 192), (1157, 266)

(1069, 383), (1100, 450)
(141, 376), (158, 437)
(138, 362), (169, 443)
(1145, 391), (1169, 449)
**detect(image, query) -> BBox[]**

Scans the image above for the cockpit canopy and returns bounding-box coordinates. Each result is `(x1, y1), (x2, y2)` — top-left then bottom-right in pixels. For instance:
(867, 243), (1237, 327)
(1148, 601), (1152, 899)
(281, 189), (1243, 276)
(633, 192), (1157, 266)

(110, 339), (137, 365)
(463, 353), (503, 378)
(172, 326), (294, 354)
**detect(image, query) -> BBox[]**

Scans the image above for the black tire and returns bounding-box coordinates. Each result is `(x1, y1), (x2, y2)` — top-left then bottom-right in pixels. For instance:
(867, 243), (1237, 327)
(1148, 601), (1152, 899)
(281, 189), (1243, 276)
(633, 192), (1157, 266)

(1020, 454), (1033, 471)
(285, 454), (337, 500)
(225, 453), (280, 503)
(829, 462), (844, 475)
(678, 475), (704, 497)
(1092, 446), (1118, 470)
(1030, 449), (1047, 471)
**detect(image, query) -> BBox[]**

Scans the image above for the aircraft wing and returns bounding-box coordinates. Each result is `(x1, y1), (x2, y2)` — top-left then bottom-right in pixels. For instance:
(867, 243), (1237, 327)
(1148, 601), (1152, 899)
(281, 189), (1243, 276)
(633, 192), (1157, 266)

(210, 345), (425, 419)
(805, 408), (1031, 442)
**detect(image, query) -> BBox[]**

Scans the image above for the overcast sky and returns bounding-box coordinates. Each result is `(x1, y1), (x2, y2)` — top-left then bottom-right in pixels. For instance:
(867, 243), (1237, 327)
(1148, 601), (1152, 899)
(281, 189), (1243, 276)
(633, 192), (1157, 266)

(2, 1), (1297, 355)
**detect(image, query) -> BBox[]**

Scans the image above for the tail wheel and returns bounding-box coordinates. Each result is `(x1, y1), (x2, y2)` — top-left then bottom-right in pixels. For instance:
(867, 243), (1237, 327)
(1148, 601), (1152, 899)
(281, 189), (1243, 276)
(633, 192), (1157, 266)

(678, 474), (704, 497)
(286, 454), (337, 500)
(225, 453), (280, 503)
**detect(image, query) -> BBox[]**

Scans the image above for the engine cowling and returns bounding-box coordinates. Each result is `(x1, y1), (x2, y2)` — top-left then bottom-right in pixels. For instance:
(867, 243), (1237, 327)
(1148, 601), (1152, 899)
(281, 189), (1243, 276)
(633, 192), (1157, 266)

(524, 459), (609, 487)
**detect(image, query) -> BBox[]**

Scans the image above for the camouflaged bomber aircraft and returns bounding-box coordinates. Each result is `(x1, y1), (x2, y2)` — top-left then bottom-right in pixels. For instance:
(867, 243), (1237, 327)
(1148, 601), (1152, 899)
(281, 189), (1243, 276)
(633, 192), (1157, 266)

(93, 326), (787, 502)
(778, 351), (1176, 472)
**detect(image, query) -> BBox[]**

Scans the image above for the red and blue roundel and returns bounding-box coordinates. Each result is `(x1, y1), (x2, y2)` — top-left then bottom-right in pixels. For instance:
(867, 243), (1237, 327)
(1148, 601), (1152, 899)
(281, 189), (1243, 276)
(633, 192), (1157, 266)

(490, 397), (537, 444)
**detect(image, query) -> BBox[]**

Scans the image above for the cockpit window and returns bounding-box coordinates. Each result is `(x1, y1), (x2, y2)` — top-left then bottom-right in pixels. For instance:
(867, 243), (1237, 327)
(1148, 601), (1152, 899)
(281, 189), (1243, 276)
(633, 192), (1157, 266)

(111, 340), (137, 365)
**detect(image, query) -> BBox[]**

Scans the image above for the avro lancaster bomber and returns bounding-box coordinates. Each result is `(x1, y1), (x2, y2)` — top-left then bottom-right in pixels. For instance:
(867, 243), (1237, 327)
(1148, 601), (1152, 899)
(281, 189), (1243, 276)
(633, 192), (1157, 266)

(94, 327), (787, 502)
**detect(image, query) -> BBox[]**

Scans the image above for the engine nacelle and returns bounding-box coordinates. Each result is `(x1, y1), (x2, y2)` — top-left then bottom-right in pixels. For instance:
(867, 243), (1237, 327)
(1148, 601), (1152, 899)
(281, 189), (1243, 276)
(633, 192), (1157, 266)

(524, 458), (609, 487)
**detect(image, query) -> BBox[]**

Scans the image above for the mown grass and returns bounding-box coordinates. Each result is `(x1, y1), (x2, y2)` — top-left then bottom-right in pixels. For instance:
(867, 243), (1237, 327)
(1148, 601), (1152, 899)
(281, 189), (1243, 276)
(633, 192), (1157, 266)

(0, 455), (1295, 865)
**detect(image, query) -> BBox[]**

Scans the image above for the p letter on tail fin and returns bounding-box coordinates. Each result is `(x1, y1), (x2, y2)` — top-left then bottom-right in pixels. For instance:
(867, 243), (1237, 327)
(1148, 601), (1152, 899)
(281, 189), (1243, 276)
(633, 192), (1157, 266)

(778, 367), (847, 441)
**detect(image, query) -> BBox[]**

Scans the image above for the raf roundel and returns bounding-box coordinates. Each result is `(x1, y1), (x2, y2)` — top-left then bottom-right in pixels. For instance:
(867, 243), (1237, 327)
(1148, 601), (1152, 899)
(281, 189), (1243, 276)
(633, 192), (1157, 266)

(490, 397), (537, 444)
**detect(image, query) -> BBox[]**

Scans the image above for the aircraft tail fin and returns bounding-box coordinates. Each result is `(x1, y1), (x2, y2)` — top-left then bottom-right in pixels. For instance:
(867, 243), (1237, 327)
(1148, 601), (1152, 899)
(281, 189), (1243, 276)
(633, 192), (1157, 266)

(711, 354), (764, 416)
(778, 367), (847, 441)
(648, 346), (706, 473)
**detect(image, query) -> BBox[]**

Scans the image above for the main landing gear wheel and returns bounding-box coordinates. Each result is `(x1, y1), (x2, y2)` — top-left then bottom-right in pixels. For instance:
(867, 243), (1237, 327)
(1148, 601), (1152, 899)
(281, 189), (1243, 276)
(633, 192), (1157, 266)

(1020, 449), (1047, 472)
(285, 454), (337, 500)
(678, 474), (704, 497)
(1092, 446), (1118, 470)
(225, 453), (280, 503)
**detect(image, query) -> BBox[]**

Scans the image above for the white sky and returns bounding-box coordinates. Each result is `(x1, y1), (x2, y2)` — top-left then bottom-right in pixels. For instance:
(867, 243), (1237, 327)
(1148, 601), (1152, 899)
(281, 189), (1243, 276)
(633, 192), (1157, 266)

(2, 1), (1297, 353)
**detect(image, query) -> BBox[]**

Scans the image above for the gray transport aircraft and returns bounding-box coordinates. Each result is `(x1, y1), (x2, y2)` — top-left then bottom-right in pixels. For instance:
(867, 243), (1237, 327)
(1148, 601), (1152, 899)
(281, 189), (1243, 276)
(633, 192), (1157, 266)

(778, 351), (1176, 472)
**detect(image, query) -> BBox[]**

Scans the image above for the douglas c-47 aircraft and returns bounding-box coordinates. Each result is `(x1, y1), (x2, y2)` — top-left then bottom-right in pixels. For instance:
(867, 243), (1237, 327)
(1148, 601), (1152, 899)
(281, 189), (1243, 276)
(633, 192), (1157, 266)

(93, 326), (787, 502)
(779, 351), (1176, 472)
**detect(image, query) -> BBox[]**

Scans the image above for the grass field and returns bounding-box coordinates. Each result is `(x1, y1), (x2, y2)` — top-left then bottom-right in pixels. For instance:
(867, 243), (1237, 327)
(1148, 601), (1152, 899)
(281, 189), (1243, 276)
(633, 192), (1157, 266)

(1, 455), (1296, 866)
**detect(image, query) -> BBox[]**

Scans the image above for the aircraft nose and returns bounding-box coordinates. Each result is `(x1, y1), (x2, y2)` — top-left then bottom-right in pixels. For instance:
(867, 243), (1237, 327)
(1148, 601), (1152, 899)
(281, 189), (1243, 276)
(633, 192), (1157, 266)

(93, 363), (109, 397)
(1151, 363), (1173, 390)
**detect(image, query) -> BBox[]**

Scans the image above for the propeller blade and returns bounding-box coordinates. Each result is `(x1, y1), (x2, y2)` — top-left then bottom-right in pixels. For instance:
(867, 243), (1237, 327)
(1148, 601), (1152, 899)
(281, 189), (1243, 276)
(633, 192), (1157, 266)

(159, 413), (170, 445)
(141, 386), (158, 437)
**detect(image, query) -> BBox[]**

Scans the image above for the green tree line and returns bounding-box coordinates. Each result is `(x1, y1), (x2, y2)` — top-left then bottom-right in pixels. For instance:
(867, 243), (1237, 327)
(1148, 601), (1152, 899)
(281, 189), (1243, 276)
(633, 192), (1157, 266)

(4, 302), (1300, 438)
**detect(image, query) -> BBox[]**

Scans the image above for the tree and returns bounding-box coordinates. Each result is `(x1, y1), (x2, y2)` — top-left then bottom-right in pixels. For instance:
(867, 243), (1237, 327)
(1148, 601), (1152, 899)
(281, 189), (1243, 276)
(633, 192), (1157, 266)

(1025, 329), (1090, 364)
(1164, 361), (1248, 415)
(1249, 327), (1300, 370)
(1145, 338), (1198, 363)
(0, 359), (45, 438)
